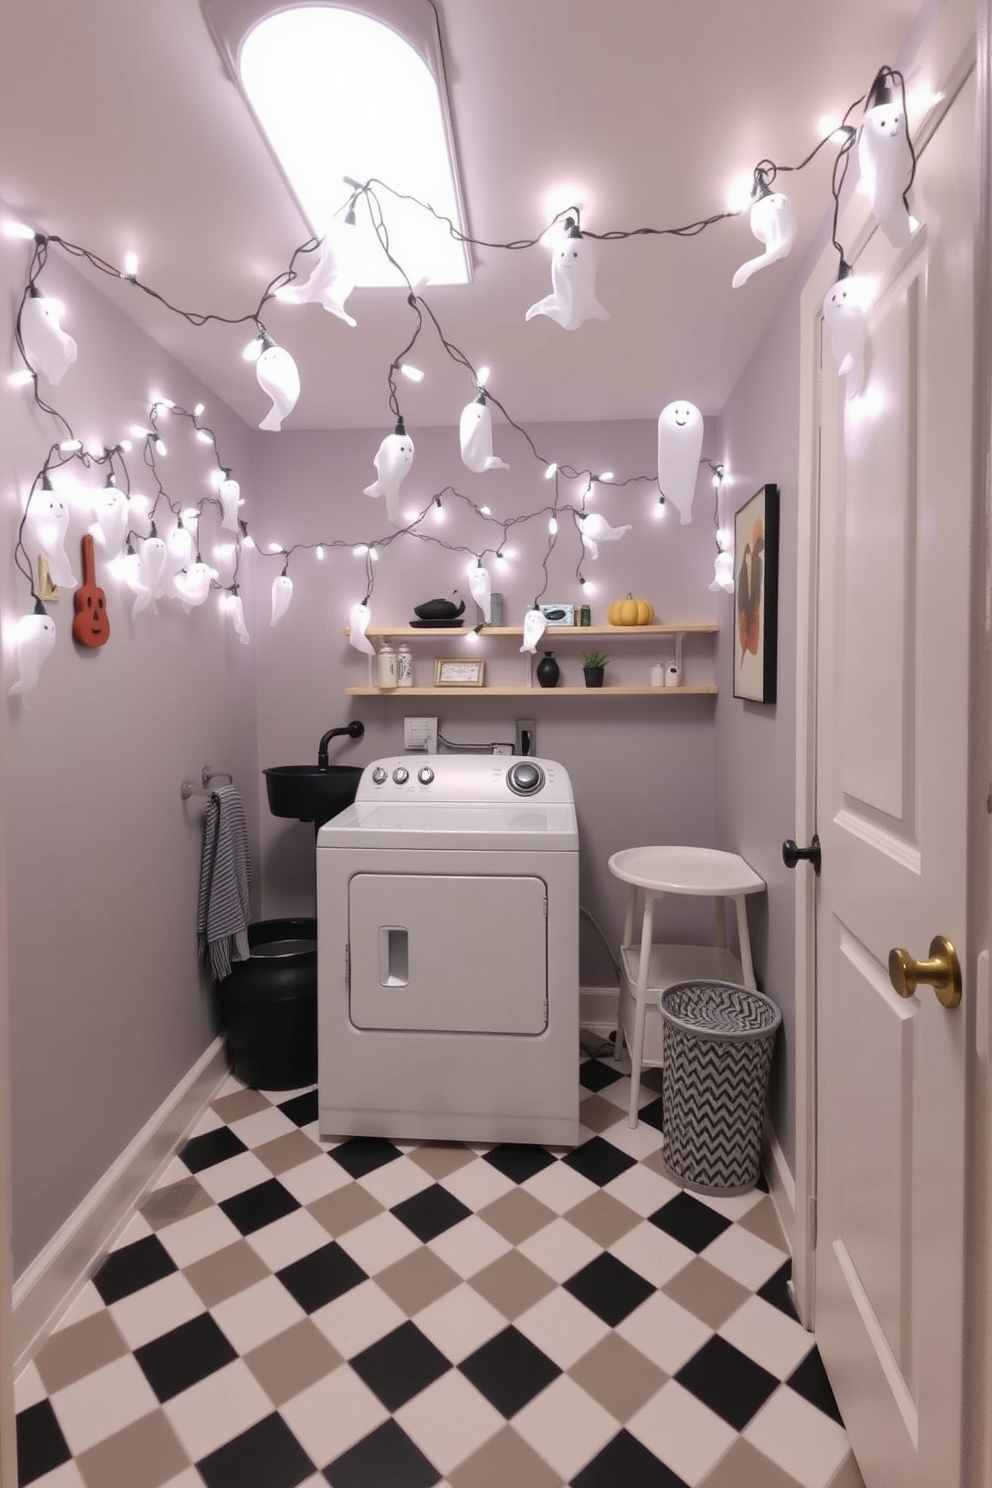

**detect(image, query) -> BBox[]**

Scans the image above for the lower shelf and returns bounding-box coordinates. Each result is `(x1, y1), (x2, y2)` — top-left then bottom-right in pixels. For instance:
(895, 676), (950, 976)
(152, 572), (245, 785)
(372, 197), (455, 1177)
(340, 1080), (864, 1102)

(344, 685), (718, 697)
(619, 944), (745, 1065)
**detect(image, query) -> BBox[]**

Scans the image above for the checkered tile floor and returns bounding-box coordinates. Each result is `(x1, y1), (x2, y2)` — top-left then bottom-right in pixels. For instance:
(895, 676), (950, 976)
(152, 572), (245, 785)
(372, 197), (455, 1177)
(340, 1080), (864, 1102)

(15, 1055), (864, 1488)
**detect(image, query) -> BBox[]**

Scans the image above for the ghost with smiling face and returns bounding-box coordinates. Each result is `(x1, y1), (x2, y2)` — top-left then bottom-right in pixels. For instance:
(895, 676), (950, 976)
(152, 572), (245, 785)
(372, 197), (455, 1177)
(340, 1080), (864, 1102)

(732, 190), (797, 288)
(657, 402), (704, 525)
(20, 288), (77, 386)
(519, 608), (549, 655)
(364, 422), (415, 525)
(823, 270), (869, 397)
(526, 225), (609, 331)
(858, 80), (915, 250)
(460, 395), (509, 474)
(27, 487), (75, 587)
(8, 610), (57, 706)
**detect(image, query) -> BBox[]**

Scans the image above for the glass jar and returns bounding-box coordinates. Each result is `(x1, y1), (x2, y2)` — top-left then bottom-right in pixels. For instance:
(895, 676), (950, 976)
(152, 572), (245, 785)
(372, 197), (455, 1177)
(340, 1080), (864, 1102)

(397, 641), (414, 687)
(376, 640), (398, 689)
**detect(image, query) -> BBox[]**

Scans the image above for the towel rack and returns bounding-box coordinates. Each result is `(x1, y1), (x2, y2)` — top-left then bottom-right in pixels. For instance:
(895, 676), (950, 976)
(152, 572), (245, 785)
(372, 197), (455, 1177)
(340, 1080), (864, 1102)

(180, 765), (234, 801)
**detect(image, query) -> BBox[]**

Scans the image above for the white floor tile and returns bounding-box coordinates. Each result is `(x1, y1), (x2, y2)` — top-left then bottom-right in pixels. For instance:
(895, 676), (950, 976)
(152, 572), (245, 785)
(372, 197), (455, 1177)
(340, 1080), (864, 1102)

(108, 1272), (205, 1350)
(516, 1216), (602, 1283)
(513, 1374), (619, 1480)
(53, 1281), (105, 1330)
(109, 1213), (154, 1249)
(411, 1282), (506, 1363)
(628, 1378), (738, 1485)
(744, 1385), (852, 1488)
(211, 1274), (307, 1354)
(311, 1278), (408, 1358)
(608, 1222), (695, 1289)
(513, 1286), (611, 1369)
(335, 1210), (422, 1276)
(159, 1472), (209, 1488)
(153, 1157), (197, 1190)
(192, 1151), (273, 1203)
(24, 1462), (87, 1488)
(279, 1364), (388, 1467)
(427, 1215), (512, 1280)
(600, 1119), (666, 1161)
(521, 1161), (599, 1215)
(617, 1291), (713, 1375)
(245, 1207), (332, 1272)
(14, 1361), (47, 1412)
(694, 1186), (766, 1222)
(162, 1359), (273, 1462)
(155, 1204), (243, 1269)
(718, 1293), (817, 1380)
(276, 1152), (352, 1206)
(48, 1354), (159, 1455)
(599, 1162), (682, 1217)
(227, 1105), (299, 1148)
(395, 1371), (504, 1475)
(356, 1155), (435, 1208)
(188, 1107), (224, 1137)
(436, 1159), (515, 1211)
(701, 1224), (787, 1291)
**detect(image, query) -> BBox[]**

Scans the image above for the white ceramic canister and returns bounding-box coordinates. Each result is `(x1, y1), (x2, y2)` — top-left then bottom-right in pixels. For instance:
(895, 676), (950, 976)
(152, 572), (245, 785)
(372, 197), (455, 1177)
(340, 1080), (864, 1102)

(650, 662), (666, 687)
(377, 639), (399, 689)
(397, 641), (414, 687)
(665, 662), (681, 687)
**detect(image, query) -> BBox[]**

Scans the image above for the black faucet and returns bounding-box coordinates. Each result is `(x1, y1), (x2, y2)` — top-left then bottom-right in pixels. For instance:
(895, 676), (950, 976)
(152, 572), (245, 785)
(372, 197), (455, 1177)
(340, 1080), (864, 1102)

(317, 720), (365, 770)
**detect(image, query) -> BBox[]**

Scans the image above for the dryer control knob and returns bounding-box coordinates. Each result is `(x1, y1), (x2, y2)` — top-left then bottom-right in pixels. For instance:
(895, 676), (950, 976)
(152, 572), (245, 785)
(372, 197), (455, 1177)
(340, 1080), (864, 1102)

(417, 767), (435, 785)
(507, 761), (545, 796)
(371, 767), (387, 784)
(392, 767), (410, 784)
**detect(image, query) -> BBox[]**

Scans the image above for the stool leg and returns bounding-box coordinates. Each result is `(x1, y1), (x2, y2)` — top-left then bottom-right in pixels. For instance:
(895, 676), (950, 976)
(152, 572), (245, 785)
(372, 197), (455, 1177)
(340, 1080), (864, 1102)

(615, 886), (638, 1066)
(627, 892), (656, 1128)
(735, 896), (756, 988)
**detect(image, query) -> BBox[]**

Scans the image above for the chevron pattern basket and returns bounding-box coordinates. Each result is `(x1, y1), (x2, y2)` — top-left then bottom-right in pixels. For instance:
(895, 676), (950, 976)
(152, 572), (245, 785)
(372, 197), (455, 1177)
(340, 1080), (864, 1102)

(659, 981), (781, 1197)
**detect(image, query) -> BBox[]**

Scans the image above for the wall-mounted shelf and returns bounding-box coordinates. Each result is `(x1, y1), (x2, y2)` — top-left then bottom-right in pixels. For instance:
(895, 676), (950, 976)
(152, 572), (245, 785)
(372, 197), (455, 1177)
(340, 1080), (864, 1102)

(346, 624), (718, 638)
(344, 685), (718, 697)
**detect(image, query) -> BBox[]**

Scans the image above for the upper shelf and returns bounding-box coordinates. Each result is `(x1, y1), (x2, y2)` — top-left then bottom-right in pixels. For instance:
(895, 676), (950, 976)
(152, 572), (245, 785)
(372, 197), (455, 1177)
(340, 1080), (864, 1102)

(346, 623), (719, 638)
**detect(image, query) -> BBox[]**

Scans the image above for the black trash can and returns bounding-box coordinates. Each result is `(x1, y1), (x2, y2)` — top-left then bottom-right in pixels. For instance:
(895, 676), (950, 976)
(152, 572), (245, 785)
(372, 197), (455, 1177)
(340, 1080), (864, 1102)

(216, 918), (317, 1090)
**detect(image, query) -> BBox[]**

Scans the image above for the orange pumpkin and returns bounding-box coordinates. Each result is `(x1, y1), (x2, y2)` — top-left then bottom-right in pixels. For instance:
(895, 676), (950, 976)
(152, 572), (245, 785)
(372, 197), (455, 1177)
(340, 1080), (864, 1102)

(608, 593), (655, 626)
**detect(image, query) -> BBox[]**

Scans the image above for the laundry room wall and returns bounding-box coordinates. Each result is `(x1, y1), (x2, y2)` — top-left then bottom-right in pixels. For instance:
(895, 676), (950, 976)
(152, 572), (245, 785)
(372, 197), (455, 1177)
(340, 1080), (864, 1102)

(249, 416), (725, 984)
(0, 224), (260, 1275)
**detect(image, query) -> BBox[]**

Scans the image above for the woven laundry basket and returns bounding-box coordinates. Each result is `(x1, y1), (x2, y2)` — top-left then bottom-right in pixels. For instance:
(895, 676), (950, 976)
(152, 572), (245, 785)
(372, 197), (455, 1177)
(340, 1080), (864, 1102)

(659, 980), (781, 1196)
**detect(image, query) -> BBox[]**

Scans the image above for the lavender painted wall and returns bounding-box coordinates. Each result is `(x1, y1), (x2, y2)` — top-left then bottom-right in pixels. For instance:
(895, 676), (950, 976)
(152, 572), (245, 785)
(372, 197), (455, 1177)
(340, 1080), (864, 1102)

(1, 232), (259, 1273)
(248, 418), (725, 979)
(714, 294), (801, 1171)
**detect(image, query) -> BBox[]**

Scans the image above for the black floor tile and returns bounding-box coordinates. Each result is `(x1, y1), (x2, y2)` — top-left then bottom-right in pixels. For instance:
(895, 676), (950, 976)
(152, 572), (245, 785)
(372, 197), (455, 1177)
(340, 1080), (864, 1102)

(92, 1233), (178, 1305)
(482, 1143), (557, 1184)
(15, 1400), (72, 1486)
(757, 1260), (799, 1320)
(648, 1191), (732, 1253)
(572, 1429), (691, 1487)
(563, 1135), (636, 1187)
(277, 1089), (319, 1127)
(676, 1335), (779, 1431)
(349, 1322), (451, 1411)
(179, 1126), (248, 1173)
(563, 1252), (655, 1327)
(135, 1311), (238, 1402)
(219, 1178), (300, 1236)
(579, 1058), (623, 1093)
(330, 1137), (403, 1179)
(458, 1326), (561, 1417)
(197, 1411), (314, 1488)
(390, 1183), (472, 1242)
(787, 1345), (845, 1425)
(324, 1418), (441, 1488)
(637, 1096), (665, 1132)
(277, 1241), (367, 1313)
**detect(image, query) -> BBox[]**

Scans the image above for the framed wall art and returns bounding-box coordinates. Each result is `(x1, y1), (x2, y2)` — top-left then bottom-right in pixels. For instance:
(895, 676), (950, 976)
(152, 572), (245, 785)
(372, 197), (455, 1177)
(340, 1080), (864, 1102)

(733, 483), (779, 704)
(434, 658), (486, 687)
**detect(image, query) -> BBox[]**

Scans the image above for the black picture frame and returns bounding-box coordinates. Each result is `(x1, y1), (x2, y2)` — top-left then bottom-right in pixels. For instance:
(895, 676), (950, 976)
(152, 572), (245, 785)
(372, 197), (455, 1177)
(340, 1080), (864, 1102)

(733, 483), (779, 704)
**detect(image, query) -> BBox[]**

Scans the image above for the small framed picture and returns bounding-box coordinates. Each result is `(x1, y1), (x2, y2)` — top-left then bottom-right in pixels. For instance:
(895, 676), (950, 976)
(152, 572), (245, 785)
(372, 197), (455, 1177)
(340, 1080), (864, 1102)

(538, 603), (575, 627)
(733, 483), (779, 704)
(434, 658), (486, 687)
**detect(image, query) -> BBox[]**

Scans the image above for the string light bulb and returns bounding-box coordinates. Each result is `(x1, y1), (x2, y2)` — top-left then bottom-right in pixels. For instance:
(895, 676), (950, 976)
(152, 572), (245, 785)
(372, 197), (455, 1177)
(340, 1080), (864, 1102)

(399, 362), (424, 382)
(548, 516), (558, 535)
(122, 251), (139, 280)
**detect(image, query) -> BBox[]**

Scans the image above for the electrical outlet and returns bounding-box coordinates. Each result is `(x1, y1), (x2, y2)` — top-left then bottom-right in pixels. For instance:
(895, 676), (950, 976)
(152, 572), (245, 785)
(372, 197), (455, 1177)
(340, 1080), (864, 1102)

(404, 716), (438, 753)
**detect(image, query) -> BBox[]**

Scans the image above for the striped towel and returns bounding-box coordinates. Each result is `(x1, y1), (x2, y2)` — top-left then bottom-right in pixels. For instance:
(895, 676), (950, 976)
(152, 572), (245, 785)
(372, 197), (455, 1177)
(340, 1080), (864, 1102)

(197, 784), (252, 981)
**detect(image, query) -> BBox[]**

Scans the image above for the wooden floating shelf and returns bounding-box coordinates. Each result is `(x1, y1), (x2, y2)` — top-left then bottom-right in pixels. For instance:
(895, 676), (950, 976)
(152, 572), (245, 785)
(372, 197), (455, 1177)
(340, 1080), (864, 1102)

(346, 624), (718, 638)
(345, 686), (718, 697)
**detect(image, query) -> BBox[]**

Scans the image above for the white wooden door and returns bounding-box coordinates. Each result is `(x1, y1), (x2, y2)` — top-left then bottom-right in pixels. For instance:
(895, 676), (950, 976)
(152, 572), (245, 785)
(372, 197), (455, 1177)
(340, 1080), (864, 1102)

(813, 68), (973, 1488)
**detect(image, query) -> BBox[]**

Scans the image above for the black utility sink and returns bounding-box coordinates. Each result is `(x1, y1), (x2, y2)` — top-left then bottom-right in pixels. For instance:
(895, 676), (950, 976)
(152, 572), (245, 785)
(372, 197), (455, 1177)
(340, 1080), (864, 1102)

(263, 765), (362, 825)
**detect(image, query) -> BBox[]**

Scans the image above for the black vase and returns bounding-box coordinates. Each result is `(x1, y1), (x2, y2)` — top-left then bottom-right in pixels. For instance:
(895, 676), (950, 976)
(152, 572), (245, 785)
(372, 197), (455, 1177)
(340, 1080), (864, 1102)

(536, 651), (561, 688)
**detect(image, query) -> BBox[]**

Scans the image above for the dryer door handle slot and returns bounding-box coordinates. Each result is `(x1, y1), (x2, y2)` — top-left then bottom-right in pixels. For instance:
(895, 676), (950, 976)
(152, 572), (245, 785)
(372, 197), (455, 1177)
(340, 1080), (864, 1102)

(380, 926), (410, 986)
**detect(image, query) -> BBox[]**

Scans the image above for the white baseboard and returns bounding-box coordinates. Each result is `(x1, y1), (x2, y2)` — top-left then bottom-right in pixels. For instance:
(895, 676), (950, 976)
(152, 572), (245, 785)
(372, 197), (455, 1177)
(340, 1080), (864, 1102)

(580, 985), (619, 1033)
(12, 1038), (228, 1373)
(763, 1119), (796, 1246)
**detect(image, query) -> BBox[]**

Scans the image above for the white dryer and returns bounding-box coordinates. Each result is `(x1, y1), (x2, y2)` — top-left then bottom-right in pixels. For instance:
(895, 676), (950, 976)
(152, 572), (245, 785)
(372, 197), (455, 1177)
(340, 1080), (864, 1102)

(316, 755), (579, 1146)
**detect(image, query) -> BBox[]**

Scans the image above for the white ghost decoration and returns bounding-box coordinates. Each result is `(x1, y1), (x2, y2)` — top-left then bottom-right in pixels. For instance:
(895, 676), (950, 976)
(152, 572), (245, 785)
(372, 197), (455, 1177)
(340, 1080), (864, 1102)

(167, 522), (194, 575)
(229, 593), (250, 645)
(823, 268), (870, 397)
(126, 498), (152, 538)
(459, 395), (509, 474)
(520, 608), (549, 654)
(218, 474), (241, 533)
(858, 76), (915, 250)
(121, 550), (151, 618)
(709, 550), (735, 593)
(7, 609), (56, 706)
(578, 512), (632, 561)
(89, 484), (129, 559)
(277, 220), (358, 326)
(27, 486), (75, 587)
(525, 224), (609, 331)
(657, 402), (704, 525)
(364, 421), (414, 525)
(135, 532), (168, 613)
(271, 573), (294, 628)
(173, 561), (217, 612)
(732, 190), (798, 288)
(468, 563), (492, 622)
(348, 601), (376, 656)
(256, 341), (300, 431)
(19, 288), (77, 386)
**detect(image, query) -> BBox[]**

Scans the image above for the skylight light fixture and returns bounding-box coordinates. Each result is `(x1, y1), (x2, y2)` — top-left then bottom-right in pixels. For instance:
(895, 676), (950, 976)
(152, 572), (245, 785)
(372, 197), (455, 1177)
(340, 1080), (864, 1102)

(204, 0), (470, 288)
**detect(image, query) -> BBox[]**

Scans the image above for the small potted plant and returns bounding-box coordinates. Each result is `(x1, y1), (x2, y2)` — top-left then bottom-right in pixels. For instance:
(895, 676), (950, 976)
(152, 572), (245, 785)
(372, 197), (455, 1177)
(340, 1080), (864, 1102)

(581, 649), (609, 688)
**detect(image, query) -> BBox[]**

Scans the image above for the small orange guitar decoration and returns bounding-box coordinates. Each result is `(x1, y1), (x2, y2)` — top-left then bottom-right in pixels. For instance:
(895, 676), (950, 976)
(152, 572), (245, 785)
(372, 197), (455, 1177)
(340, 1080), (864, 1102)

(73, 533), (111, 647)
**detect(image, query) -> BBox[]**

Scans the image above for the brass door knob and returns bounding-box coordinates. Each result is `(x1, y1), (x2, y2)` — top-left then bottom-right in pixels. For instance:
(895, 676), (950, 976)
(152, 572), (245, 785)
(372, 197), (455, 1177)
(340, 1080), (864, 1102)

(888, 935), (962, 1009)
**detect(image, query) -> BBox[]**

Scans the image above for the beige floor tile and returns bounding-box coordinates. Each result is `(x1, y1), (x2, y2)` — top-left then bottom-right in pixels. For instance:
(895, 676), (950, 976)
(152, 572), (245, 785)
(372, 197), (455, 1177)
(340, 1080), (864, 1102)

(824, 1451), (867, 1488)
(467, 1250), (557, 1320)
(737, 1194), (789, 1252)
(564, 1190), (642, 1247)
(700, 1435), (806, 1487)
(183, 1239), (270, 1308)
(243, 1318), (342, 1407)
(74, 1408), (189, 1488)
(567, 1332), (668, 1422)
(447, 1424), (563, 1488)
(476, 1189), (557, 1244)
(375, 1248), (463, 1315)
(252, 1130), (323, 1175)
(307, 1181), (384, 1237)
(579, 1094), (625, 1133)
(210, 1087), (273, 1123)
(35, 1310), (129, 1395)
(661, 1256), (752, 1329)
(139, 1179), (213, 1231)
(408, 1142), (477, 1180)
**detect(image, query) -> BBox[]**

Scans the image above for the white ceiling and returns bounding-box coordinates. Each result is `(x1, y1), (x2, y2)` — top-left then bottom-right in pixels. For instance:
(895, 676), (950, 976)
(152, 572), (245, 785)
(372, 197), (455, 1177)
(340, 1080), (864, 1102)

(0, 0), (923, 430)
